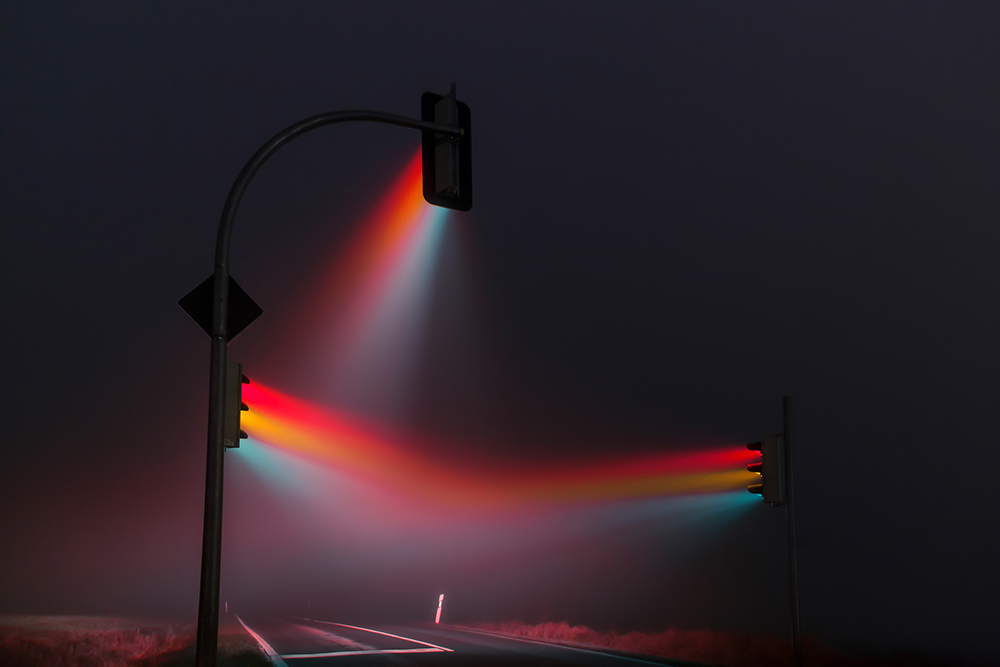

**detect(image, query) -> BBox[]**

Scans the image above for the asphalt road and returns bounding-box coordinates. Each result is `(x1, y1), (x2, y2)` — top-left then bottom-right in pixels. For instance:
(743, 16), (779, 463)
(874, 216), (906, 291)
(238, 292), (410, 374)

(233, 615), (689, 666)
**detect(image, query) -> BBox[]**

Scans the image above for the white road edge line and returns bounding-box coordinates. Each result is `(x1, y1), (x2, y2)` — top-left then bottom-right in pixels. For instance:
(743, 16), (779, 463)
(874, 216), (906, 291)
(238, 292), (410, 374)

(287, 621), (373, 651)
(235, 614), (290, 667)
(283, 647), (444, 659)
(455, 627), (671, 665)
(310, 620), (455, 652)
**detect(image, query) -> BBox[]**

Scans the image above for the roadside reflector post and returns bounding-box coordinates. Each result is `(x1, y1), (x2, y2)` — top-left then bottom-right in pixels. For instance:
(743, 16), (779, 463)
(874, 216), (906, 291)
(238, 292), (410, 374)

(435, 593), (444, 624)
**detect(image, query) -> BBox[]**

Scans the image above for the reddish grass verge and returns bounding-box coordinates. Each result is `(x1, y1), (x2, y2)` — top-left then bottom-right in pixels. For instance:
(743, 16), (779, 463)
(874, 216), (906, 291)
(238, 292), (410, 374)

(464, 620), (956, 667)
(0, 615), (269, 667)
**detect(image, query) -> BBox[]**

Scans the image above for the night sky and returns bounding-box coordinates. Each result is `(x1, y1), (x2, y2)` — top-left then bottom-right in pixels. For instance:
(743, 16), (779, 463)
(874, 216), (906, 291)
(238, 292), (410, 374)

(2, 3), (999, 665)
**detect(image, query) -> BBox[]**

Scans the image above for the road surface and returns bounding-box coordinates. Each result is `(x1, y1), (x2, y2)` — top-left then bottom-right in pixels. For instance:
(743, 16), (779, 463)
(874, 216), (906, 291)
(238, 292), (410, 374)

(233, 615), (689, 666)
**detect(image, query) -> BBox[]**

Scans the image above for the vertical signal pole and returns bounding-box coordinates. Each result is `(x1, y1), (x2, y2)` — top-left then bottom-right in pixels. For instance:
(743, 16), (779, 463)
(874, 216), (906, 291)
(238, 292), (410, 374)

(435, 594), (444, 624)
(784, 395), (802, 667)
(189, 101), (468, 667)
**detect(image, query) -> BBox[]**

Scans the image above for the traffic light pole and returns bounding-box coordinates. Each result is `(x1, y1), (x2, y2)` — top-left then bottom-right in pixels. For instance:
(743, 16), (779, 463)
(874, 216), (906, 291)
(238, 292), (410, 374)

(783, 395), (802, 667)
(194, 110), (463, 667)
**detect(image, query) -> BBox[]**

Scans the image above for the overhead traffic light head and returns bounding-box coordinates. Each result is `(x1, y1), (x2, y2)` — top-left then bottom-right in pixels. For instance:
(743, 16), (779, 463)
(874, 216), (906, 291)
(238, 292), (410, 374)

(223, 361), (250, 449)
(422, 84), (472, 211)
(747, 434), (786, 506)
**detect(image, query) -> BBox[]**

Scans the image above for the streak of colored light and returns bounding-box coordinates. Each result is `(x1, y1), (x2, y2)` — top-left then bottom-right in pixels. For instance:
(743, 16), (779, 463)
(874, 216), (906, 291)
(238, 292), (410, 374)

(321, 152), (428, 305)
(286, 151), (447, 414)
(332, 153), (445, 368)
(238, 151), (756, 512)
(240, 380), (759, 512)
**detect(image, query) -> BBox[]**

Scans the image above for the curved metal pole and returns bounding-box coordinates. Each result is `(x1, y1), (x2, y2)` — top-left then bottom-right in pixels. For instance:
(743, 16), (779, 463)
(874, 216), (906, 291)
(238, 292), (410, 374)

(195, 110), (462, 667)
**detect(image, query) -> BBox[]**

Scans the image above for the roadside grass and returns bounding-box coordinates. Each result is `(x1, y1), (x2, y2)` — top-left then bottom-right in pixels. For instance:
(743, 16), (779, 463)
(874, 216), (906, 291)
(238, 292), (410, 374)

(0, 615), (270, 667)
(464, 620), (954, 667)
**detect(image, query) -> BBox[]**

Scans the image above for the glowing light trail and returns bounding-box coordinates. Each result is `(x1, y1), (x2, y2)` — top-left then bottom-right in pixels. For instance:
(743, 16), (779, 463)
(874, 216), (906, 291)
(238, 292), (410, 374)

(240, 380), (758, 511)
(221, 150), (761, 620)
(237, 150), (755, 517)
(285, 151), (447, 417)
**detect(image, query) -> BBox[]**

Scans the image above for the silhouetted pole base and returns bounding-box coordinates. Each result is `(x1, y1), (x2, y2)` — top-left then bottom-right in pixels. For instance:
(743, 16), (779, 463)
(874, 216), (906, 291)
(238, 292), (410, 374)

(784, 395), (803, 667)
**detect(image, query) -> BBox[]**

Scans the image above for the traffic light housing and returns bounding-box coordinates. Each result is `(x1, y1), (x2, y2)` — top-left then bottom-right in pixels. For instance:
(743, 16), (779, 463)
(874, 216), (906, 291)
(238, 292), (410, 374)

(422, 84), (472, 211)
(747, 434), (786, 505)
(223, 361), (249, 449)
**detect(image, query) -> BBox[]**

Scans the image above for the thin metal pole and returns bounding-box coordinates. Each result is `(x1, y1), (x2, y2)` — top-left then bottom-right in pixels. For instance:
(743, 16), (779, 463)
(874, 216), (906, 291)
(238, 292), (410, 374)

(194, 110), (464, 667)
(784, 394), (803, 667)
(194, 334), (227, 667)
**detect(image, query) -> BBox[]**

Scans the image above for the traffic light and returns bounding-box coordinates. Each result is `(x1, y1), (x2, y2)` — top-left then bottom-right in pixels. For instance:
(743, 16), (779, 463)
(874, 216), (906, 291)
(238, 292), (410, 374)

(223, 361), (249, 449)
(422, 84), (472, 211)
(747, 434), (786, 505)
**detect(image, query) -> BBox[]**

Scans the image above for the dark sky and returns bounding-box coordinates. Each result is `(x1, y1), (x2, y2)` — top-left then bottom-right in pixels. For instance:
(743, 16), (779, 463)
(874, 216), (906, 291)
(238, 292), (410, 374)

(2, 2), (999, 665)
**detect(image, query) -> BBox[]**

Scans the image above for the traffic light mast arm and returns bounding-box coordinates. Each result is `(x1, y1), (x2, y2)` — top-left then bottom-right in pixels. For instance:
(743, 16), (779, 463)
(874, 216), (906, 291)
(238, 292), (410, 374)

(197, 108), (465, 667)
(214, 109), (463, 307)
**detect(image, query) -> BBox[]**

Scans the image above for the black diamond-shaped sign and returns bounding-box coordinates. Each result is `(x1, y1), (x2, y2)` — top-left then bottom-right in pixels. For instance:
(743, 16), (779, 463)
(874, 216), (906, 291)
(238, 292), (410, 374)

(179, 275), (263, 343)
